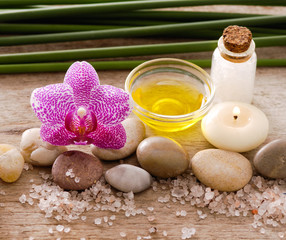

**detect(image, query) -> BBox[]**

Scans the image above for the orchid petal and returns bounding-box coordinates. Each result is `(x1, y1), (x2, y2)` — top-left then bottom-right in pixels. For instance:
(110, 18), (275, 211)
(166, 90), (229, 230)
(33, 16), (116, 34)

(88, 123), (126, 149)
(89, 85), (132, 125)
(30, 83), (75, 125)
(64, 61), (100, 106)
(40, 123), (75, 146)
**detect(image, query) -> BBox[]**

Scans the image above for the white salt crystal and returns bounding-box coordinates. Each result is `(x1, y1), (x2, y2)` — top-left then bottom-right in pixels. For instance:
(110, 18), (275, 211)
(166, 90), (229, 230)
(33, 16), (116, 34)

(120, 232), (127, 237)
(75, 177), (80, 183)
(260, 228), (266, 234)
(278, 232), (284, 238)
(94, 218), (102, 225)
(103, 216), (108, 222)
(137, 236), (142, 240)
(149, 227), (157, 233)
(27, 198), (34, 206)
(0, 203), (5, 207)
(64, 227), (71, 233)
(56, 225), (64, 232)
(81, 216), (87, 221)
(48, 228), (53, 234)
(29, 237), (34, 240)
(163, 231), (168, 236)
(181, 210), (187, 216)
(0, 190), (6, 195)
(80, 238), (86, 240)
(19, 194), (27, 204)
(110, 215), (116, 220)
(147, 207), (154, 212)
(143, 236), (151, 239)
(147, 216), (155, 222)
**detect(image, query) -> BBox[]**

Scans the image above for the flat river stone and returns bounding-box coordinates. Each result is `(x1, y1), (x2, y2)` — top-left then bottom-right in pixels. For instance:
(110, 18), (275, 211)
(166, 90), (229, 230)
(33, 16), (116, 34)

(191, 149), (252, 192)
(137, 136), (189, 178)
(52, 151), (103, 191)
(253, 139), (286, 179)
(105, 164), (152, 193)
(91, 118), (145, 161)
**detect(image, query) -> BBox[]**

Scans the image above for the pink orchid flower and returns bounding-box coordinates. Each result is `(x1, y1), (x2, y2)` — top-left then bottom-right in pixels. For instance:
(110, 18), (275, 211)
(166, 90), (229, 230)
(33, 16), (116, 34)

(30, 61), (132, 148)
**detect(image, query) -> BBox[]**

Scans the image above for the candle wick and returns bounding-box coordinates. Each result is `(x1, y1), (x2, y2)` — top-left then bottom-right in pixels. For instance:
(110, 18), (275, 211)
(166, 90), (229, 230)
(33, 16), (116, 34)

(233, 115), (238, 120)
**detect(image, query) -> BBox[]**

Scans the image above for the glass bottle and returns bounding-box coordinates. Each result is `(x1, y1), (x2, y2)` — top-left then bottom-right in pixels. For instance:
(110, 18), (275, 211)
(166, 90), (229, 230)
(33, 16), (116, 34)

(211, 25), (257, 104)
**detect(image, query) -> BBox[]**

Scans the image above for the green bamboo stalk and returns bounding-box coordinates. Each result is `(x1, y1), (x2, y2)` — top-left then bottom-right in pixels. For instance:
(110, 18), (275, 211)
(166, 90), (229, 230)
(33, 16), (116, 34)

(0, 23), (124, 34)
(90, 10), (265, 21)
(0, 35), (285, 64)
(0, 58), (285, 74)
(1, 15), (285, 46)
(0, 0), (285, 22)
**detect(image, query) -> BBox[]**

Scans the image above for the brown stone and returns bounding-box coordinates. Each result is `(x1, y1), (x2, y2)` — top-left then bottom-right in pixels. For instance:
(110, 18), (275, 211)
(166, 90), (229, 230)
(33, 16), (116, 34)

(223, 25), (252, 53)
(52, 150), (103, 190)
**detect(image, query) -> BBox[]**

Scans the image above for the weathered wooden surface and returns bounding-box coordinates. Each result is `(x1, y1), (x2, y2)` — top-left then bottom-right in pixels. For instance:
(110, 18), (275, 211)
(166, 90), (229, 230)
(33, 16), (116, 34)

(1, 5), (286, 240)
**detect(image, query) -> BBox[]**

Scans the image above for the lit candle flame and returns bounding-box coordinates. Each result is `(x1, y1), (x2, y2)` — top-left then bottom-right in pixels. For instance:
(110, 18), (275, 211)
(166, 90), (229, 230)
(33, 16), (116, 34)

(233, 106), (240, 120)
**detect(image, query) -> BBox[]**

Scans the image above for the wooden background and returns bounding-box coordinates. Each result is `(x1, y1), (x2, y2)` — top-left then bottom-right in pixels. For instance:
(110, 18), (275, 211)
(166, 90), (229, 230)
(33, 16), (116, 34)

(0, 5), (286, 240)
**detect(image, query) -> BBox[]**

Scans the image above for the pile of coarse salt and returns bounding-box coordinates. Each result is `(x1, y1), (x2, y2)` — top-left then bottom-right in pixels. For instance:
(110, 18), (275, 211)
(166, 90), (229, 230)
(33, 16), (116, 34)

(18, 169), (286, 239)
(157, 170), (286, 238)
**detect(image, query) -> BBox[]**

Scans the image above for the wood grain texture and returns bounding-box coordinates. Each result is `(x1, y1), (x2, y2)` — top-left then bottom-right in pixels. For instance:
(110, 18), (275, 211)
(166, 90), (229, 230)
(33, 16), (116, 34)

(1, 6), (286, 240)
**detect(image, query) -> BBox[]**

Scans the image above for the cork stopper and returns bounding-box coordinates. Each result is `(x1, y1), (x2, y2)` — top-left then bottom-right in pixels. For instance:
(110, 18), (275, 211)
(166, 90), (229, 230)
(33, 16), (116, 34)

(223, 25), (252, 53)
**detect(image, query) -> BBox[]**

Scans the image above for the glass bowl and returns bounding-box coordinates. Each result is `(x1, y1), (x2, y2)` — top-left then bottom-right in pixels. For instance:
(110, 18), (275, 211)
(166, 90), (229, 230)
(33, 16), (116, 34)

(125, 58), (215, 132)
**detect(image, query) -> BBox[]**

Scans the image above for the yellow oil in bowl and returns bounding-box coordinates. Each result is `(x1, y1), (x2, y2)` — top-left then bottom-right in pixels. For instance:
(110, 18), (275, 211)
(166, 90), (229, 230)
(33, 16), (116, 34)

(125, 58), (215, 132)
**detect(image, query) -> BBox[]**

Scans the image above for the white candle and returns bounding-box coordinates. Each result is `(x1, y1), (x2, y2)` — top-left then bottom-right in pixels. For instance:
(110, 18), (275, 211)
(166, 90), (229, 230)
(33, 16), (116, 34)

(201, 102), (269, 152)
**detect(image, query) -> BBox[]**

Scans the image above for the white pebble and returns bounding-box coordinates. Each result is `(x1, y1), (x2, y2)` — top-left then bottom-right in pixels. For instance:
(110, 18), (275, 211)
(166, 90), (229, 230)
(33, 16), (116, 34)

(20, 128), (67, 166)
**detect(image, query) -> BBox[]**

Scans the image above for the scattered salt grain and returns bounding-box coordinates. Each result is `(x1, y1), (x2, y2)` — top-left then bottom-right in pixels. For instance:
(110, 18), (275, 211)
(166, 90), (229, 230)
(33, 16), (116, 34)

(19, 194), (26, 204)
(75, 177), (81, 183)
(56, 225), (64, 232)
(181, 210), (187, 216)
(278, 232), (284, 238)
(64, 227), (71, 233)
(80, 238), (86, 240)
(48, 227), (53, 234)
(260, 228), (266, 234)
(162, 230), (168, 237)
(147, 216), (155, 222)
(94, 218), (102, 225)
(120, 232), (127, 237)
(81, 216), (87, 221)
(147, 207), (154, 212)
(181, 227), (196, 239)
(0, 203), (5, 207)
(149, 227), (157, 234)
(110, 215), (116, 220)
(28, 237), (34, 240)
(143, 235), (152, 239)
(0, 190), (6, 195)
(103, 216), (109, 223)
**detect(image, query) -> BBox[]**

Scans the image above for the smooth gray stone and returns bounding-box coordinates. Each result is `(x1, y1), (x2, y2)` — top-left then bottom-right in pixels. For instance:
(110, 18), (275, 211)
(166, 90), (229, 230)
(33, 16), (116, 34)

(105, 164), (152, 193)
(254, 139), (286, 179)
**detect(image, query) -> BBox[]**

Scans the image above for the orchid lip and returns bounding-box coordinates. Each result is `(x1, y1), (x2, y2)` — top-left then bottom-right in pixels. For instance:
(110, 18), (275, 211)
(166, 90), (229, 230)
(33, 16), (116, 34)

(65, 107), (97, 138)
